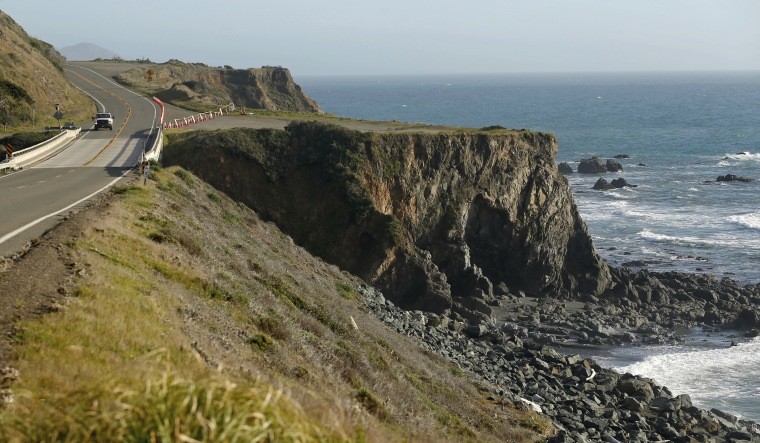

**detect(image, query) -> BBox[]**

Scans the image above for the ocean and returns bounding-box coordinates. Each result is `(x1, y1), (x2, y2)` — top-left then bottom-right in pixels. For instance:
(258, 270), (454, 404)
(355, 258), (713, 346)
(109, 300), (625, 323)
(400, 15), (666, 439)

(298, 72), (760, 422)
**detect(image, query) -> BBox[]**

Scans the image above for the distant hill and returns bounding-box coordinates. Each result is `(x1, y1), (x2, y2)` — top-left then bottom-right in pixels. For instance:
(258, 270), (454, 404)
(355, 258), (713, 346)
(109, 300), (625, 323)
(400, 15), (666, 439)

(0, 11), (91, 126)
(58, 42), (120, 61)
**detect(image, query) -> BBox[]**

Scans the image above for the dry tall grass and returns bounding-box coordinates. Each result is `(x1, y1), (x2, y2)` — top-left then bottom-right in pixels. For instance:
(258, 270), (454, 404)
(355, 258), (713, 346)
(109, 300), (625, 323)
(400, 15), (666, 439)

(0, 166), (549, 442)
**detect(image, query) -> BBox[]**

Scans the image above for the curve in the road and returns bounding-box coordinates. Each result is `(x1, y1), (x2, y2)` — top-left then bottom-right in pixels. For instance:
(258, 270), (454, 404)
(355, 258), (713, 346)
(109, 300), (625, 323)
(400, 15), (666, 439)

(1, 64), (159, 256)
(65, 68), (132, 166)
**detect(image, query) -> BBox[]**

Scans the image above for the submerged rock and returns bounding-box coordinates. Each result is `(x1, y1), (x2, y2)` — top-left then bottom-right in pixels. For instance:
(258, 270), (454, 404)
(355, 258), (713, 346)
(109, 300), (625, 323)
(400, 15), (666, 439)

(717, 174), (753, 183)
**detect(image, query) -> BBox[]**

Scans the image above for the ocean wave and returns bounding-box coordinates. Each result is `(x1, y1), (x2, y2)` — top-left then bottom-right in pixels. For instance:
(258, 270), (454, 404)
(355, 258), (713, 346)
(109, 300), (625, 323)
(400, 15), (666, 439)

(722, 151), (760, 160)
(615, 338), (760, 421)
(638, 229), (760, 250)
(638, 230), (726, 249)
(728, 212), (760, 231)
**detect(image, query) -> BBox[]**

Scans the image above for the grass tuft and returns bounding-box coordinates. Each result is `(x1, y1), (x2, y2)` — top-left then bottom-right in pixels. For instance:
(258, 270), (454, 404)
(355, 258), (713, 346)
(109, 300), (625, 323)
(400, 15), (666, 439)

(247, 333), (275, 351)
(355, 388), (388, 420)
(1, 364), (332, 442)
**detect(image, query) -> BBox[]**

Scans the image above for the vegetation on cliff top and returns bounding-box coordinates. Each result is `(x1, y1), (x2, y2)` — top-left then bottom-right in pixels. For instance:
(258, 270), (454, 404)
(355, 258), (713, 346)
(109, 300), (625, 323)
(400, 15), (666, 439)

(0, 165), (548, 442)
(114, 59), (323, 114)
(0, 11), (92, 129)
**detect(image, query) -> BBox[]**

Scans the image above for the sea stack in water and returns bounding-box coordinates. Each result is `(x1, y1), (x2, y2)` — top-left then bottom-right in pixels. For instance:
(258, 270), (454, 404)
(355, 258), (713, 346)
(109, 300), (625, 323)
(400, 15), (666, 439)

(558, 162), (574, 174)
(577, 157), (608, 173)
(577, 157), (624, 173)
(593, 177), (637, 190)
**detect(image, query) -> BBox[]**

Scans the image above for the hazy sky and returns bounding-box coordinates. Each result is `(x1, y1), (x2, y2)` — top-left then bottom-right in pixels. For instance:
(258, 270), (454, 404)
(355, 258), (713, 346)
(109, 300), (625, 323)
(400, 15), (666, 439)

(2, 1), (759, 75)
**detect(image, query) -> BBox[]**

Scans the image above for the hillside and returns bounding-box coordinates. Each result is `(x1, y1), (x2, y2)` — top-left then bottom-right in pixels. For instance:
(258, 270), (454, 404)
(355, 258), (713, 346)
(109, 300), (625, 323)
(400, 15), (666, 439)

(114, 60), (323, 114)
(0, 11), (92, 127)
(0, 166), (547, 442)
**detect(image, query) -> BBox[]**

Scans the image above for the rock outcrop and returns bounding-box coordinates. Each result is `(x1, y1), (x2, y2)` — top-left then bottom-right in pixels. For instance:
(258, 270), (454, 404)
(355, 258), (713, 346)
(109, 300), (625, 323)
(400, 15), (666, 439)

(557, 162), (574, 174)
(115, 60), (322, 113)
(577, 157), (608, 173)
(577, 157), (624, 173)
(593, 177), (636, 190)
(717, 174), (753, 183)
(358, 285), (760, 443)
(164, 122), (612, 317)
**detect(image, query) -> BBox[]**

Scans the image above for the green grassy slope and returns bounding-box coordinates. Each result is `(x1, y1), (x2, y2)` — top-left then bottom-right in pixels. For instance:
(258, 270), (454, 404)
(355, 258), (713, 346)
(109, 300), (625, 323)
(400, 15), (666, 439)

(0, 166), (550, 442)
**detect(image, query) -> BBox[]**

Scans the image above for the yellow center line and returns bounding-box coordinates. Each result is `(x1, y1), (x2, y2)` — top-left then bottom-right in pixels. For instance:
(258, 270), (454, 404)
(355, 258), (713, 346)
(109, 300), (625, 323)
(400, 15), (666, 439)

(65, 69), (133, 166)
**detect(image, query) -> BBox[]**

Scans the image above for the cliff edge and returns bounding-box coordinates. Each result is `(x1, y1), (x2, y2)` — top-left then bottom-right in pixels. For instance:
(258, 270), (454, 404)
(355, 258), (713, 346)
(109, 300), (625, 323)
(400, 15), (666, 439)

(114, 60), (322, 113)
(164, 122), (612, 320)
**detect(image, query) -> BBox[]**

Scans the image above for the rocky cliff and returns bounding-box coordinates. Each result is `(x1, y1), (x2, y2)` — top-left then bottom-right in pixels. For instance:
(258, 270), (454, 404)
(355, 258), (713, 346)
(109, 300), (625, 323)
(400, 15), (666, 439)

(115, 60), (322, 113)
(164, 122), (612, 320)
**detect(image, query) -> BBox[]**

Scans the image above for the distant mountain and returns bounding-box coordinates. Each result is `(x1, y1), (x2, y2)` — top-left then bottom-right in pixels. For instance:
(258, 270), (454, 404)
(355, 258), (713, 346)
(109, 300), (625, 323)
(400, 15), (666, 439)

(59, 42), (120, 61)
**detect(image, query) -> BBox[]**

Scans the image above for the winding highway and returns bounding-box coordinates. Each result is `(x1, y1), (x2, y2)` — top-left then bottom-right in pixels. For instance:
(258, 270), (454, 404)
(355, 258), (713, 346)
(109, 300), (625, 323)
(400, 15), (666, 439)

(0, 63), (159, 256)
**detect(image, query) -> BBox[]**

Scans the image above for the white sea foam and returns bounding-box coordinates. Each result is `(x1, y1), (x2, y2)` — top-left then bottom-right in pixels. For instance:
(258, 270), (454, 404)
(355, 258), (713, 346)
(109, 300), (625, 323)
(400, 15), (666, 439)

(728, 212), (760, 231)
(638, 229), (759, 250)
(614, 338), (760, 422)
(721, 151), (760, 162)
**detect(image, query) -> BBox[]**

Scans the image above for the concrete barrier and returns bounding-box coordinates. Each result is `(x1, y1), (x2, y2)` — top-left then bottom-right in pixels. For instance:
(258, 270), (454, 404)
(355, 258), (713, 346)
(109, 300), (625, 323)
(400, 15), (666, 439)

(143, 126), (163, 163)
(0, 129), (80, 172)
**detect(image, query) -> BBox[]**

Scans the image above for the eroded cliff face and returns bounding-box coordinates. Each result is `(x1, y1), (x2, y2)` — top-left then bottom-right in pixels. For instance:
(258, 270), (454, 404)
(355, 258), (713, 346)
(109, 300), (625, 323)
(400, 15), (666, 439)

(115, 61), (322, 113)
(164, 122), (611, 318)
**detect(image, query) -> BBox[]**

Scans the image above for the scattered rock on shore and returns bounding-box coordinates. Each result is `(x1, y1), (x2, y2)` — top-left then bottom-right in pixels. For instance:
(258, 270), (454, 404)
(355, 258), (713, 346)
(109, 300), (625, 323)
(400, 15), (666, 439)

(357, 283), (760, 442)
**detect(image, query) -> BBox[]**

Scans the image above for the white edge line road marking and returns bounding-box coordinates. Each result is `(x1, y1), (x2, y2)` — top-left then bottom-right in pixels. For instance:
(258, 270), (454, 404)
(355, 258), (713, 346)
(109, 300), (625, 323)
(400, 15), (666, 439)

(0, 65), (157, 244)
(68, 75), (106, 112)
(67, 64), (158, 128)
(0, 170), (130, 245)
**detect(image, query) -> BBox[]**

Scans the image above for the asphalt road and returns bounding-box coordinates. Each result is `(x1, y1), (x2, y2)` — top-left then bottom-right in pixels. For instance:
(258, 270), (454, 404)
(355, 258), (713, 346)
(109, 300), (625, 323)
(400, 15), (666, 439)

(0, 61), (451, 258)
(0, 63), (159, 256)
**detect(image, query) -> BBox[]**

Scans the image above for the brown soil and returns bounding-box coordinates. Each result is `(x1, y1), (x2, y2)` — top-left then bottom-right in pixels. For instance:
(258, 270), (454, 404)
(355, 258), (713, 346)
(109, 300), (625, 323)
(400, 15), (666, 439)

(0, 178), (135, 367)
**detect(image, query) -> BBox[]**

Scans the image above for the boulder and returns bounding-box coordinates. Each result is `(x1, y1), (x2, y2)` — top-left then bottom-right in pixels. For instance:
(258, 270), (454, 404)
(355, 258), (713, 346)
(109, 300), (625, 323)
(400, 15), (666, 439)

(593, 178), (614, 190)
(606, 159), (623, 172)
(610, 178), (637, 188)
(558, 162), (574, 174)
(734, 308), (760, 330)
(593, 177), (636, 190)
(578, 157), (608, 173)
(717, 174), (753, 183)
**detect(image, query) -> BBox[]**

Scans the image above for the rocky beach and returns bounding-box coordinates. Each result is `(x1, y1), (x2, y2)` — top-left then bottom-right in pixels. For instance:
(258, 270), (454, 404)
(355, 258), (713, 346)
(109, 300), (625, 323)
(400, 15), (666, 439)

(163, 122), (760, 441)
(357, 282), (760, 442)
